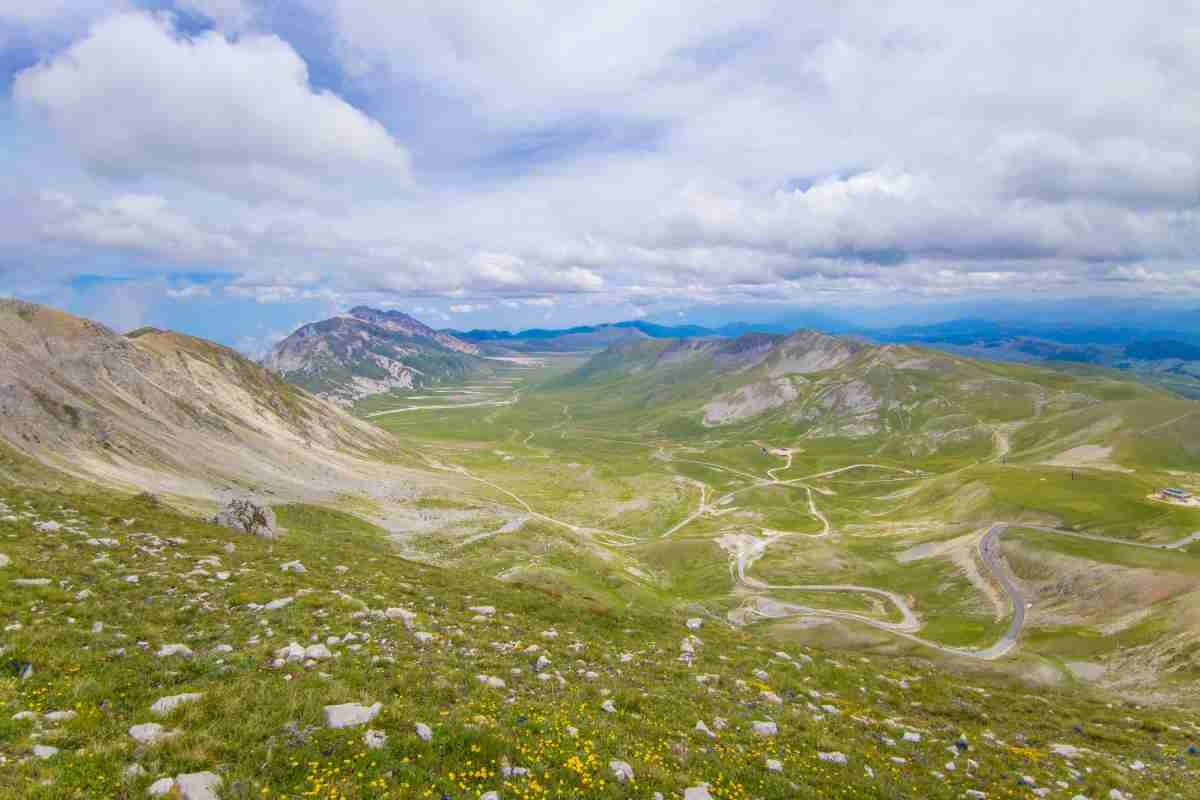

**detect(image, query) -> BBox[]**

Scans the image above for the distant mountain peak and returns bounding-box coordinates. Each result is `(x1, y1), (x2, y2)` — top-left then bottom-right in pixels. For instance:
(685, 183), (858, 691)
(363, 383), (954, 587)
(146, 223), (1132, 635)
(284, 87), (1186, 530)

(347, 306), (477, 355)
(265, 307), (487, 405)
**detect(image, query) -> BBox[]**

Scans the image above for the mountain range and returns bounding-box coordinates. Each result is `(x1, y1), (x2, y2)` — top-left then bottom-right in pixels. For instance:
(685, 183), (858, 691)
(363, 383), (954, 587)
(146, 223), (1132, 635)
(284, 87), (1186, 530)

(258, 307), (1200, 404)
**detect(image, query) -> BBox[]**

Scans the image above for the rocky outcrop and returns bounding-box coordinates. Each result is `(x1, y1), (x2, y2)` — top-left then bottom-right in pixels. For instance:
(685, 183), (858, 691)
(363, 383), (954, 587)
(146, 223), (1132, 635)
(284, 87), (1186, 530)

(212, 499), (276, 540)
(703, 377), (801, 425)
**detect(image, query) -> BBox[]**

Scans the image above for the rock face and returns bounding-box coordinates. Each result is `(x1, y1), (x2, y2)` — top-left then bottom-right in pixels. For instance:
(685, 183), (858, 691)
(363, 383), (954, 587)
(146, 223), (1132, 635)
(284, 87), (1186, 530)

(264, 307), (489, 405)
(213, 499), (277, 540)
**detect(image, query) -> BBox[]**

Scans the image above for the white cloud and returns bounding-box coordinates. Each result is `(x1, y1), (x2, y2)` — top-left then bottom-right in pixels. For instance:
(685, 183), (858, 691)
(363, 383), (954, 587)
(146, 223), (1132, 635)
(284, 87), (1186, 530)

(4, 0), (1200, 329)
(13, 11), (411, 202)
(448, 303), (489, 313)
(166, 284), (213, 299)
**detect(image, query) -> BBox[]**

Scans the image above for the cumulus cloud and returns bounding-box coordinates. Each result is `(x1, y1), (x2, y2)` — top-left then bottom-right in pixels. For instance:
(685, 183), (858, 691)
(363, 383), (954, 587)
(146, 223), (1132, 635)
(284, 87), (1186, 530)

(13, 11), (411, 201)
(2, 0), (1200, 336)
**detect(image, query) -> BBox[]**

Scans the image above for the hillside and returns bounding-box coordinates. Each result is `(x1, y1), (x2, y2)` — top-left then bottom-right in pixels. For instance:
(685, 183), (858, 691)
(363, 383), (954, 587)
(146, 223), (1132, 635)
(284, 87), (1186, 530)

(265, 308), (490, 405)
(0, 299), (431, 514)
(1, 303), (1199, 798)
(1, 480), (1197, 799)
(360, 328), (1200, 703)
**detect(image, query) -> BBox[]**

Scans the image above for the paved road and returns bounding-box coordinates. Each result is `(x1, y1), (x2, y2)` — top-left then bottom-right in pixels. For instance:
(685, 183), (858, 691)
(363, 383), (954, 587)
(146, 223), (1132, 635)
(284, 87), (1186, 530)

(973, 524), (1024, 659)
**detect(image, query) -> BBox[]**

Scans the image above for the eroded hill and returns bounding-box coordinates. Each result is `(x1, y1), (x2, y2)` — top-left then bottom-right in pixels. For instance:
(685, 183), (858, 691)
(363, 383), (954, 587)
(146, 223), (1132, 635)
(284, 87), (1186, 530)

(0, 300), (446, 522)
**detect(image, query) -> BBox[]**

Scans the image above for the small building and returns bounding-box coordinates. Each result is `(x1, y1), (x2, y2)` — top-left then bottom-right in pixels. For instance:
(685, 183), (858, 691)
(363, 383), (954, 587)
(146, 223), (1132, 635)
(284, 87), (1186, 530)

(1161, 487), (1191, 500)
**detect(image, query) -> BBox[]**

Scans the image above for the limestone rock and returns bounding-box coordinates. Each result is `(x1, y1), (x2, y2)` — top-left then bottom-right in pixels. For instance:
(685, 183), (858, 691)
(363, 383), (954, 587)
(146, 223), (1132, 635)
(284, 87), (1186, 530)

(150, 693), (202, 717)
(212, 499), (276, 540)
(147, 778), (175, 796)
(610, 760), (634, 783)
(155, 643), (193, 658)
(323, 702), (382, 729)
(129, 723), (178, 745)
(175, 771), (222, 800)
(751, 720), (778, 736)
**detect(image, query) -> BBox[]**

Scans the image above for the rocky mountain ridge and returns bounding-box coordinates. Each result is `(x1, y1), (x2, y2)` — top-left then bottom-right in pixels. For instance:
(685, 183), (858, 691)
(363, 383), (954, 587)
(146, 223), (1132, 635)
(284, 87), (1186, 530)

(0, 298), (400, 505)
(265, 307), (490, 405)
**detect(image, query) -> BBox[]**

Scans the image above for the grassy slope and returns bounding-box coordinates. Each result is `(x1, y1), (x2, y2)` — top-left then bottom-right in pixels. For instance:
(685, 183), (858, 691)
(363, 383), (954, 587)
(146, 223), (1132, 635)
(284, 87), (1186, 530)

(2, 482), (1198, 800)
(356, 345), (1200, 693)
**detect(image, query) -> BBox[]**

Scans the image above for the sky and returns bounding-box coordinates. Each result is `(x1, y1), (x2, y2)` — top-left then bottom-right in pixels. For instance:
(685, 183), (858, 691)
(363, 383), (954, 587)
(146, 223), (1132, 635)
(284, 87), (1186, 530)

(1, 1), (1199, 354)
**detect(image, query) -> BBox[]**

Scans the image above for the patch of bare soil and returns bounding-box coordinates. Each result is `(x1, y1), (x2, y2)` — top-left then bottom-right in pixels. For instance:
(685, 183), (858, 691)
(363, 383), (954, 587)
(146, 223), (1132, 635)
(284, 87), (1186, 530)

(1041, 444), (1133, 473)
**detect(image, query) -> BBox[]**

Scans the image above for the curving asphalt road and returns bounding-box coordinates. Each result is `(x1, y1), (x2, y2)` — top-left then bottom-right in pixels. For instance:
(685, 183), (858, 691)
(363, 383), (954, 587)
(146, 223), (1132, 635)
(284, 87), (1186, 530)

(974, 524), (1024, 659)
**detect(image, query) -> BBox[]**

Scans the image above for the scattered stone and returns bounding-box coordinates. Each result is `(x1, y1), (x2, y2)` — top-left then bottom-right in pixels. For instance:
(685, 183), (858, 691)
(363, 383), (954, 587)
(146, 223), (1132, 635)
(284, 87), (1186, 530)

(686, 617), (703, 630)
(32, 745), (59, 760)
(129, 723), (178, 746)
(262, 597), (294, 612)
(684, 785), (714, 800)
(147, 778), (175, 797)
(695, 720), (716, 739)
(751, 720), (778, 737)
(275, 642), (306, 663)
(280, 560), (306, 574)
(305, 644), (333, 661)
(13, 578), (50, 587)
(601, 700), (617, 714)
(44, 710), (76, 723)
(819, 751), (848, 766)
(323, 702), (382, 729)
(415, 722), (433, 742)
(385, 607), (416, 627)
(363, 729), (387, 749)
(0, 554), (9, 568)
(469, 605), (496, 617)
(175, 771), (222, 800)
(610, 760), (634, 783)
(155, 643), (193, 658)
(150, 693), (202, 716)
(766, 758), (783, 772)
